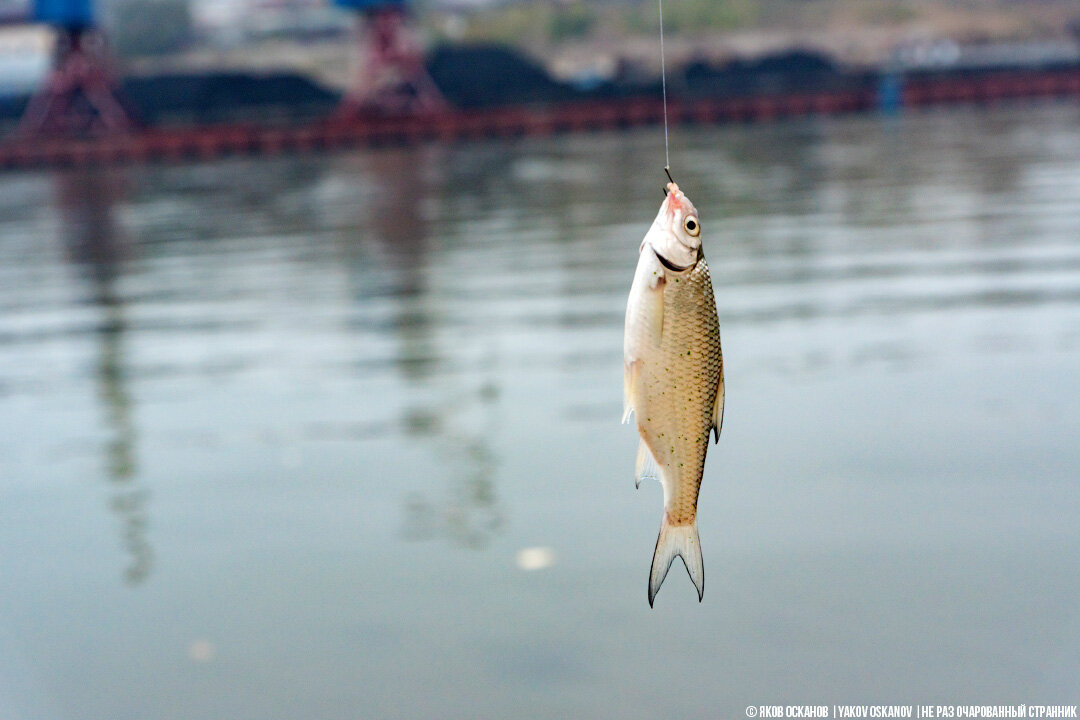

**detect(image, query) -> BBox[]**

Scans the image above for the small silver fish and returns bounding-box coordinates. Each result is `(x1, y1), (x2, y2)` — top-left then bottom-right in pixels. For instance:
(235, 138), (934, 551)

(623, 180), (724, 607)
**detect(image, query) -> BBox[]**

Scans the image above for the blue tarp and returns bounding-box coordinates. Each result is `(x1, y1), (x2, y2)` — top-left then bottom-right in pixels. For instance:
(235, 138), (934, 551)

(33, 0), (94, 27)
(332, 0), (407, 10)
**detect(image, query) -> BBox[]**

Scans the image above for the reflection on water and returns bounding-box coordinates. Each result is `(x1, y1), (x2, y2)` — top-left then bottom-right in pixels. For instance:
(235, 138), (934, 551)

(402, 376), (504, 550)
(0, 104), (1079, 718)
(354, 148), (505, 549)
(56, 169), (153, 586)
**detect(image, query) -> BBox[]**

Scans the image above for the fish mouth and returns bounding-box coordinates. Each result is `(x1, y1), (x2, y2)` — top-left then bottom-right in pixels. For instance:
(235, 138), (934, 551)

(665, 183), (684, 211)
(653, 248), (695, 273)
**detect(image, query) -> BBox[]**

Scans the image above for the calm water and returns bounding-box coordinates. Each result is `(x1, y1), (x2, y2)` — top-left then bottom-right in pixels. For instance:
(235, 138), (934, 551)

(2, 105), (1079, 718)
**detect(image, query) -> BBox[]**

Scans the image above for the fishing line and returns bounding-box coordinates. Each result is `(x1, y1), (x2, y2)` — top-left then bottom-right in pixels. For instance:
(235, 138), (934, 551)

(659, 0), (670, 172)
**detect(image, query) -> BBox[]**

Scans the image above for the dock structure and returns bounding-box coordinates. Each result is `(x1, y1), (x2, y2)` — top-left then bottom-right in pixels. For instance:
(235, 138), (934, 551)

(1, 66), (1079, 171)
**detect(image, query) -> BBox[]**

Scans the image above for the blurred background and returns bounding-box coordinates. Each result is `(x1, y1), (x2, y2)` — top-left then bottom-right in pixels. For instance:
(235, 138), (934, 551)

(1, 1), (1080, 719)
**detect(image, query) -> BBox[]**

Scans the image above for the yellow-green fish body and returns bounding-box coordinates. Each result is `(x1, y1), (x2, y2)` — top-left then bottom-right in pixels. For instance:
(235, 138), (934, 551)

(623, 181), (724, 607)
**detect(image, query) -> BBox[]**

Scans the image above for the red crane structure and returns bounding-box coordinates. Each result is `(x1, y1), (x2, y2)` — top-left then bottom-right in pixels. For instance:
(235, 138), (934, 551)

(16, 0), (135, 137)
(332, 0), (444, 117)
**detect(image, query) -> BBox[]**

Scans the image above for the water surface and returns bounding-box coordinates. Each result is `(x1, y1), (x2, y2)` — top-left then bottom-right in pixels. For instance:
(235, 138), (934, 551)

(1, 104), (1079, 718)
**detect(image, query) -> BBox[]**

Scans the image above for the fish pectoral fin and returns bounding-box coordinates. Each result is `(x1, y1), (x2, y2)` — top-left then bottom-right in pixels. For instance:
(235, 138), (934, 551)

(648, 517), (704, 607)
(634, 440), (660, 489)
(622, 360), (639, 424)
(645, 289), (664, 347)
(712, 370), (725, 444)
(624, 251), (666, 362)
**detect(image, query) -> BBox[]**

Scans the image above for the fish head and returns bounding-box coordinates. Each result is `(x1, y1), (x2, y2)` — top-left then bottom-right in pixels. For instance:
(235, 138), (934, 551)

(641, 182), (702, 271)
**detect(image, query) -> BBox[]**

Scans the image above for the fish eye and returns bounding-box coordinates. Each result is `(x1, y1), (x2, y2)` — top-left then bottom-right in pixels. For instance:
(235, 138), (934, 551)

(683, 216), (700, 237)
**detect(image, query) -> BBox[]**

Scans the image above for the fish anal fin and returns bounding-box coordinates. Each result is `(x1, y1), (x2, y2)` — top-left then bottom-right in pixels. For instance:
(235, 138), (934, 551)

(712, 370), (725, 444)
(648, 516), (704, 607)
(634, 439), (660, 489)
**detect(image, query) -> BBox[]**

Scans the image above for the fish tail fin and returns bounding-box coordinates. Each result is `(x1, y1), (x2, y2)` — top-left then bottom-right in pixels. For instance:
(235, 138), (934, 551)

(648, 516), (704, 607)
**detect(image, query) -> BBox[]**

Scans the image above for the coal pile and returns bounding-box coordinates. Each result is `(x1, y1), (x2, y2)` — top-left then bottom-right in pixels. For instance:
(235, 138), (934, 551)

(123, 72), (339, 126)
(426, 44), (581, 109)
(682, 50), (875, 98)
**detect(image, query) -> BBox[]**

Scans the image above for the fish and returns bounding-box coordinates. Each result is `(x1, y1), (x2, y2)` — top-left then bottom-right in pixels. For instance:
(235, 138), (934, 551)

(623, 180), (724, 607)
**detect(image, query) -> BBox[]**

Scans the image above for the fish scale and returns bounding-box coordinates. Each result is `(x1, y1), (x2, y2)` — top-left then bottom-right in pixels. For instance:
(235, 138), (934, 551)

(643, 258), (722, 525)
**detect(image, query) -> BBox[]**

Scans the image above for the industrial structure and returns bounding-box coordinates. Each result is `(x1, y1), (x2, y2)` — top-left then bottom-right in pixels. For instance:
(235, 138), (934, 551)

(17, 0), (134, 137)
(332, 0), (443, 116)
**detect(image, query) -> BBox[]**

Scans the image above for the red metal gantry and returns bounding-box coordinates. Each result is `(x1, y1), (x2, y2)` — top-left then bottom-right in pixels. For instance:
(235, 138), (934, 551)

(17, 25), (136, 138)
(16, 0), (136, 138)
(333, 2), (445, 119)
